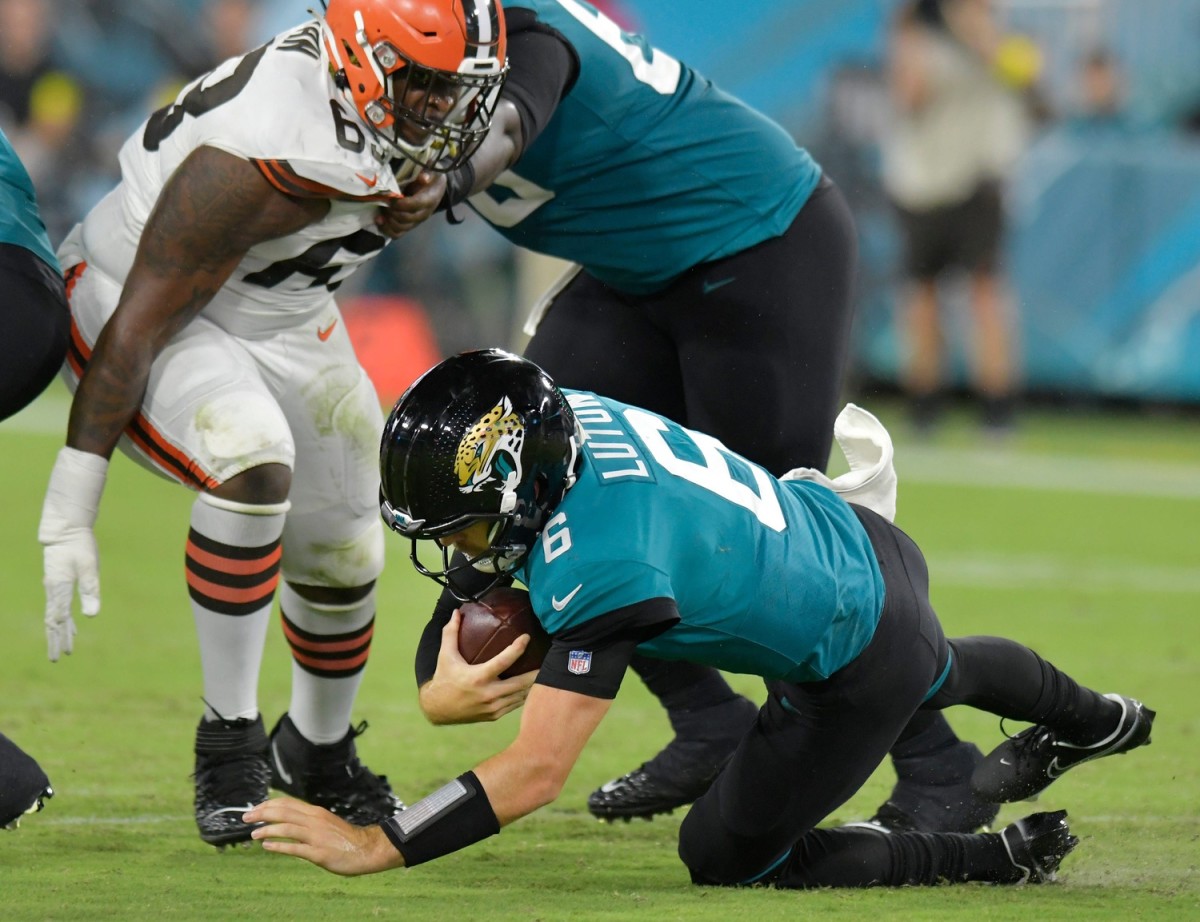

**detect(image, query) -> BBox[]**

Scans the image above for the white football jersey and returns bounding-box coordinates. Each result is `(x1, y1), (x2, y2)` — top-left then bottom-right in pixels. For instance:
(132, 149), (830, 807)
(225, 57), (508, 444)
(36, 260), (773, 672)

(62, 21), (403, 336)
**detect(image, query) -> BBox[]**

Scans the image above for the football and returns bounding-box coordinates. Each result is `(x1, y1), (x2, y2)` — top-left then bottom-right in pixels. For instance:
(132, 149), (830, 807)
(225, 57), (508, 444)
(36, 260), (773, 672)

(457, 586), (551, 678)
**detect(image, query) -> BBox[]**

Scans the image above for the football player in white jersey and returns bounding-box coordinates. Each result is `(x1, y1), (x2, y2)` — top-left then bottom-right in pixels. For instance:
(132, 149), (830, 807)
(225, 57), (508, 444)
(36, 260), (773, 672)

(36, 0), (506, 848)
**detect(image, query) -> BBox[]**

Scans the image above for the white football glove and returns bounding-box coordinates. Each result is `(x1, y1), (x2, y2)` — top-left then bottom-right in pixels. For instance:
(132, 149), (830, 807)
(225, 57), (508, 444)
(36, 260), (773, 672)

(38, 447), (109, 662)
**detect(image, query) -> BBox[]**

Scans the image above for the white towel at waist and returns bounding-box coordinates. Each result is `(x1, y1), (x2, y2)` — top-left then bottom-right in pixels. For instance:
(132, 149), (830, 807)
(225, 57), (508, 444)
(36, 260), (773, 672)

(781, 403), (897, 523)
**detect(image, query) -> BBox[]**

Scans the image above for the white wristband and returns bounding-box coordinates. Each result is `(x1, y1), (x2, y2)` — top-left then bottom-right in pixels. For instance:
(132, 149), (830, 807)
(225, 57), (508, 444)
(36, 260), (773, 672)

(38, 446), (110, 542)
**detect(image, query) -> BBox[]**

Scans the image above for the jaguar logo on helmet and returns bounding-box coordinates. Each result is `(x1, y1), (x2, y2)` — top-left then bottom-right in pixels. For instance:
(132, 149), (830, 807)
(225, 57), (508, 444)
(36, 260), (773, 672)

(455, 397), (525, 496)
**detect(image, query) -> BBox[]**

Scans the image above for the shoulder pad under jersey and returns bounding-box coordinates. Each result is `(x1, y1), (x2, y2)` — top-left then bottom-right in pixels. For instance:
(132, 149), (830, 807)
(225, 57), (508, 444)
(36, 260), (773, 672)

(195, 22), (402, 202)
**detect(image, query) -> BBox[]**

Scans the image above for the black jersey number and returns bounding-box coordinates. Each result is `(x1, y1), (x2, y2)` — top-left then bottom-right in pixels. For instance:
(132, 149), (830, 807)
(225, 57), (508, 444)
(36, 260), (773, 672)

(242, 229), (387, 292)
(329, 100), (366, 154)
(143, 44), (269, 151)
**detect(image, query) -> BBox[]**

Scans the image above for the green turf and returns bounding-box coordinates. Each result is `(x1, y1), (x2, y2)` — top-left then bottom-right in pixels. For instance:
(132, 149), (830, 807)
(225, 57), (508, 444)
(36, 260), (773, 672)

(2, 390), (1198, 920)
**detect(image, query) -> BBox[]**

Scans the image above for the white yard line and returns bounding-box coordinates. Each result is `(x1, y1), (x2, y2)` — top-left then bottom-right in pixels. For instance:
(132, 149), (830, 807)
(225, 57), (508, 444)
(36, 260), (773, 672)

(8, 393), (1199, 499)
(931, 554), (1200, 594)
(898, 446), (1200, 499)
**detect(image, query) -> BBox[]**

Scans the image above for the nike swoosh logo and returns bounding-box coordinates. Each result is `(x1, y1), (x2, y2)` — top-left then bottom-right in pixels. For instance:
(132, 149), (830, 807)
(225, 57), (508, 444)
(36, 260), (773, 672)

(356, 172), (379, 188)
(552, 584), (583, 611)
(317, 319), (338, 341)
(702, 277), (736, 295)
(271, 740), (293, 786)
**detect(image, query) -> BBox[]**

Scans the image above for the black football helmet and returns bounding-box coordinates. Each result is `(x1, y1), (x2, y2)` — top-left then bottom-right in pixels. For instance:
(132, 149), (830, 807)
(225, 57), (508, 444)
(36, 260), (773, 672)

(379, 349), (582, 599)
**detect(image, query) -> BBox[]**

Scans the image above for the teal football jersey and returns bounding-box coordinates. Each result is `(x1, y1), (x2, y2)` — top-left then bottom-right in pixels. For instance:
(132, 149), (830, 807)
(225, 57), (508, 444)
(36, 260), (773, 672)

(520, 391), (885, 683)
(469, 0), (822, 294)
(0, 127), (59, 271)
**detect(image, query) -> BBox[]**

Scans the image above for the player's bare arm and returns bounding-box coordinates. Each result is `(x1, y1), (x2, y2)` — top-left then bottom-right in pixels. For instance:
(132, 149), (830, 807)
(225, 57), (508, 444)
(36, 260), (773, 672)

(455, 100), (526, 196)
(417, 609), (536, 725)
(447, 12), (580, 202)
(473, 683), (611, 823)
(246, 683), (610, 874)
(67, 146), (329, 458)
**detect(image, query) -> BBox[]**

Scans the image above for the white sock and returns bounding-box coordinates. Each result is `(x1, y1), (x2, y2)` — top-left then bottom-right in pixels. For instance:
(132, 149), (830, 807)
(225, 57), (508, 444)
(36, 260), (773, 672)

(278, 581), (375, 744)
(186, 493), (285, 722)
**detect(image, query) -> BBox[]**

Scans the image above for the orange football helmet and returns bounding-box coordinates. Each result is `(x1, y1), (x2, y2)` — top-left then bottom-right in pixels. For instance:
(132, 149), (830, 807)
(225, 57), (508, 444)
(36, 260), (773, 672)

(322, 0), (507, 178)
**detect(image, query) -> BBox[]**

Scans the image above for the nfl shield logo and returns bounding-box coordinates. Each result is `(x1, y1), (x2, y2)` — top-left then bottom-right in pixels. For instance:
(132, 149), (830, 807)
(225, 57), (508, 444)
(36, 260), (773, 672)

(567, 650), (592, 675)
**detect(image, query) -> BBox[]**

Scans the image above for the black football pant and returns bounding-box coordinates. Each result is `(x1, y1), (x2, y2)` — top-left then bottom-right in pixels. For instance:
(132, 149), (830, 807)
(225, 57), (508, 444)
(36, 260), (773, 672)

(677, 506), (1115, 888)
(0, 244), (69, 421)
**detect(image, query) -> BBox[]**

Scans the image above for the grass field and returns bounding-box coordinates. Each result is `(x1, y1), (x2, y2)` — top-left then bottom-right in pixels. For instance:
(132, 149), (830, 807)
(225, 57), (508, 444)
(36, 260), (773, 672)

(1, 386), (1198, 920)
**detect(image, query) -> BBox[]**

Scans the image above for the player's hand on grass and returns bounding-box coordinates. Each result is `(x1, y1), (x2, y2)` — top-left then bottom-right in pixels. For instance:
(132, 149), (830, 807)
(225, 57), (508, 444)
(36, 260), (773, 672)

(246, 797), (404, 875)
(374, 172), (447, 238)
(417, 610), (536, 725)
(38, 448), (108, 661)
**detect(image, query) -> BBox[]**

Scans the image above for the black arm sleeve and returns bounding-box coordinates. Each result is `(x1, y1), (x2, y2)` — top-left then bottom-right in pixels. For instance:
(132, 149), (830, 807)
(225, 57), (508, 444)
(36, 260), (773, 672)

(535, 597), (680, 699)
(502, 8), (579, 151)
(413, 553), (512, 687)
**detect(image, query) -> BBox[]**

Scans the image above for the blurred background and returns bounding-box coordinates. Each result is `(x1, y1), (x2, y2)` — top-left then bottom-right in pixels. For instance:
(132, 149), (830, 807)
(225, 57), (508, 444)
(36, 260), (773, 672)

(4, 0), (1200, 419)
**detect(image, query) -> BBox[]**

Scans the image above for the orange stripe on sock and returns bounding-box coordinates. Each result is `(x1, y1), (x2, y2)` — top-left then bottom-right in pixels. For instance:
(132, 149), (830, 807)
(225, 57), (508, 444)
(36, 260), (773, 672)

(186, 539), (282, 576)
(186, 569), (279, 605)
(281, 618), (374, 655)
(288, 647), (371, 673)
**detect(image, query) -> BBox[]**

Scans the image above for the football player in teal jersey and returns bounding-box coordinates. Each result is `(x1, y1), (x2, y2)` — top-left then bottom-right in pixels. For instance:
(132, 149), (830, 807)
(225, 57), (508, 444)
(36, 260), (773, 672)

(248, 349), (1155, 885)
(0, 125), (69, 421)
(0, 125), (63, 826)
(407, 0), (992, 832)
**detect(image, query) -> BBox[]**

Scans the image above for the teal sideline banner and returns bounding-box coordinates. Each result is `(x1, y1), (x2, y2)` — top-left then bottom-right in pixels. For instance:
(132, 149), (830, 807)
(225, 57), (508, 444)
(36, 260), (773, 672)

(855, 129), (1200, 403)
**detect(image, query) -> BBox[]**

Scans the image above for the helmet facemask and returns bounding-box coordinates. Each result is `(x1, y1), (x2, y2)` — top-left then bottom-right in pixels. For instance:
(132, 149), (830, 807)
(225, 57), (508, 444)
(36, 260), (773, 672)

(363, 38), (505, 177)
(380, 498), (519, 601)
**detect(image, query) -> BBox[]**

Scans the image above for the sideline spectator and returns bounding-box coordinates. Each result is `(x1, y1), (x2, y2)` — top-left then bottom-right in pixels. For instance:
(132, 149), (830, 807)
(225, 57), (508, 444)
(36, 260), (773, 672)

(1066, 47), (1132, 136)
(881, 0), (1040, 435)
(0, 0), (91, 243)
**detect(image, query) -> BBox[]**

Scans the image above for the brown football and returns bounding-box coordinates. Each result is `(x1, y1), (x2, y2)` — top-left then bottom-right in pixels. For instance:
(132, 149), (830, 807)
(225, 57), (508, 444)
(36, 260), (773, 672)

(457, 586), (551, 678)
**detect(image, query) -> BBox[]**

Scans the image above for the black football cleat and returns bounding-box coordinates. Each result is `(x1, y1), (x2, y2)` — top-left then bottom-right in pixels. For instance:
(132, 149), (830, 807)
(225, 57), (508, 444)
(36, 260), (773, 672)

(999, 810), (1079, 883)
(973, 694), (1155, 804)
(193, 714), (271, 847)
(587, 763), (719, 821)
(845, 742), (1000, 834)
(268, 714), (403, 825)
(588, 697), (758, 821)
(0, 733), (54, 830)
